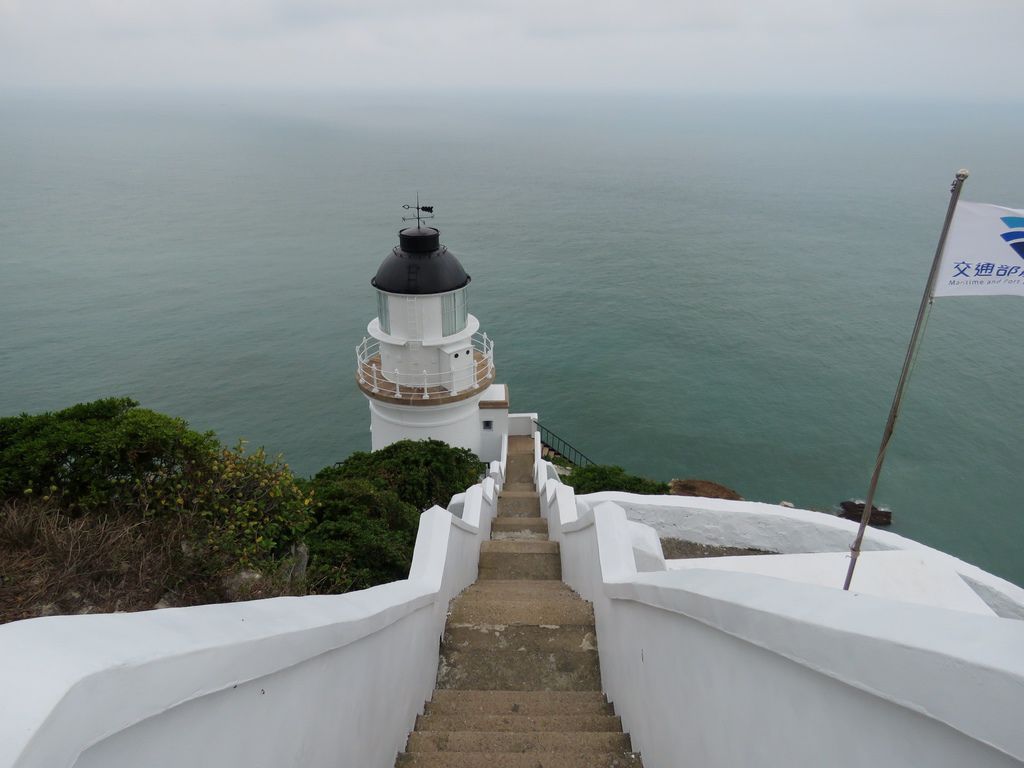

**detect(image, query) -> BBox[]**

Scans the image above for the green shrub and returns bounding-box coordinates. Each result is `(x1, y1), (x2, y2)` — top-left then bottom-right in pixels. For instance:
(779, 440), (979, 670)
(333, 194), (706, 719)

(321, 439), (483, 512)
(303, 439), (483, 592)
(1, 402), (488, 609)
(185, 442), (312, 569)
(0, 399), (312, 573)
(304, 477), (419, 593)
(564, 464), (669, 495)
(0, 397), (216, 512)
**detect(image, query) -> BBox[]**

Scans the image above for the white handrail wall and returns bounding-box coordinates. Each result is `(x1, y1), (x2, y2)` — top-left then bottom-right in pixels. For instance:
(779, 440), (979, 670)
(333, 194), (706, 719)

(498, 432), (509, 483)
(506, 412), (538, 436)
(542, 465), (1024, 768)
(0, 478), (499, 768)
(532, 431), (543, 491)
(575, 491), (1024, 617)
(355, 332), (495, 393)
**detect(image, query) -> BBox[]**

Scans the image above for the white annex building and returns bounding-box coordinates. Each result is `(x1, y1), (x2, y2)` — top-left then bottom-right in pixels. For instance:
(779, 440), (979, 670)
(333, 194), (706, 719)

(2, 211), (1023, 768)
(355, 222), (508, 461)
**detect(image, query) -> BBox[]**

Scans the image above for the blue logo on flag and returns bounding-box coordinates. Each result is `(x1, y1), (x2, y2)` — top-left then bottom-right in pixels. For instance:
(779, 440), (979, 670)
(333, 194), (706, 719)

(1001, 216), (1024, 259)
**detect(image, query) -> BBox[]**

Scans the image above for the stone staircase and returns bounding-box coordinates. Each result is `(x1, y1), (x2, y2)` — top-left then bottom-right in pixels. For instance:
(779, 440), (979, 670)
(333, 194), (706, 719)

(395, 436), (643, 767)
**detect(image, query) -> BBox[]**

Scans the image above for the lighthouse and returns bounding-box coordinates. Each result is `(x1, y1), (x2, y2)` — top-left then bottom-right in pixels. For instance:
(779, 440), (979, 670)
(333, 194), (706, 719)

(355, 207), (509, 461)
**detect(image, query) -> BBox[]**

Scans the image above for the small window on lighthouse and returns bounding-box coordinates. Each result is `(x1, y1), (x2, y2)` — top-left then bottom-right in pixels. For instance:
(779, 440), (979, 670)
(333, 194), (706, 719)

(376, 292), (391, 334)
(441, 288), (468, 337)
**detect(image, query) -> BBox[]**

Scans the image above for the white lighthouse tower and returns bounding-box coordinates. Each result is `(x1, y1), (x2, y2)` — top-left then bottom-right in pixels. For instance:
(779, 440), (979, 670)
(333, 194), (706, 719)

(355, 207), (509, 461)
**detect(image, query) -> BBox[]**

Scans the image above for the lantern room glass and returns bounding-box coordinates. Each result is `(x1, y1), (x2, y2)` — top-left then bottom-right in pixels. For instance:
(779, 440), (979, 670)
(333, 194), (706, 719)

(442, 288), (468, 337)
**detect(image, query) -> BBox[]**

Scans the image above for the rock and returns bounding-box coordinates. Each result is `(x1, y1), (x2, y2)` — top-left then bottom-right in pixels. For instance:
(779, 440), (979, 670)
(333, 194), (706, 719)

(153, 592), (179, 610)
(669, 478), (743, 501)
(222, 569), (263, 600)
(283, 543), (309, 590)
(838, 500), (892, 527)
(779, 501), (795, 508)
(180, 540), (200, 558)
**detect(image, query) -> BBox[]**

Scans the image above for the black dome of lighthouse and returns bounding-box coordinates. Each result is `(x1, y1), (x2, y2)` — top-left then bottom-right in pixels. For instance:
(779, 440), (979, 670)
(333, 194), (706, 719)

(371, 226), (471, 295)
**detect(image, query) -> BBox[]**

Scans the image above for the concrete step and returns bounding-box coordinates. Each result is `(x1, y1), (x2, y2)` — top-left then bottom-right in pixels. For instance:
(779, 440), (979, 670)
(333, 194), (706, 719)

(453, 586), (586, 603)
(491, 517), (547, 534)
(478, 542), (561, 580)
(490, 530), (548, 541)
(477, 559), (560, 580)
(444, 623), (597, 653)
(425, 691), (612, 716)
(456, 580), (579, 602)
(396, 751), (643, 767)
(501, 482), (535, 494)
(406, 731), (630, 753)
(449, 595), (595, 622)
(449, 591), (594, 626)
(497, 493), (541, 518)
(481, 540), (557, 554)
(505, 461), (534, 484)
(436, 648), (601, 691)
(504, 437), (535, 487)
(453, 589), (585, 606)
(507, 436), (535, 455)
(459, 579), (573, 596)
(479, 557), (561, 581)
(414, 713), (623, 733)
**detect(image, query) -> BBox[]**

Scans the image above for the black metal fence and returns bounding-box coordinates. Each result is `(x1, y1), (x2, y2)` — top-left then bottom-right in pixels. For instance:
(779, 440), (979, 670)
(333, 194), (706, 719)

(532, 419), (594, 468)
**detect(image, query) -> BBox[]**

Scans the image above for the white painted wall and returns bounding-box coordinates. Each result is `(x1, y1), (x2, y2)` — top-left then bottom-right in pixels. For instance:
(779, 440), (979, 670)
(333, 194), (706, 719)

(371, 309), (479, 380)
(0, 475), (501, 768)
(507, 412), (537, 436)
(369, 395), (483, 456)
(543, 469), (1024, 768)
(478, 385), (508, 463)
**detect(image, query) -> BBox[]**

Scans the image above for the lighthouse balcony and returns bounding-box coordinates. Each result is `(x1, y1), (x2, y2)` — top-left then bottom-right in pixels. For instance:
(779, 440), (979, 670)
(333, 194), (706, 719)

(355, 331), (495, 405)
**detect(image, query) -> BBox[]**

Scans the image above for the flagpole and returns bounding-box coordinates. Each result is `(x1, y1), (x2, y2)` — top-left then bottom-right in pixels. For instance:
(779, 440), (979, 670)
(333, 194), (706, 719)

(842, 169), (970, 591)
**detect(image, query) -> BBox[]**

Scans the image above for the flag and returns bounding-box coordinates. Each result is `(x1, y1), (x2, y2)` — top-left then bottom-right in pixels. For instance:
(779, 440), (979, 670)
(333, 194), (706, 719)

(933, 201), (1024, 297)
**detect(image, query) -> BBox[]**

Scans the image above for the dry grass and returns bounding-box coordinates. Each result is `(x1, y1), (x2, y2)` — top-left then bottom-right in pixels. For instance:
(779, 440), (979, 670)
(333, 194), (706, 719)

(660, 537), (776, 559)
(0, 499), (227, 623)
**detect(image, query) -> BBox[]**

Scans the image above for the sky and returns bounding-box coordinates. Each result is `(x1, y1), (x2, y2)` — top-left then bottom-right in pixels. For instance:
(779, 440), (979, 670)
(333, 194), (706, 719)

(0, 0), (1022, 98)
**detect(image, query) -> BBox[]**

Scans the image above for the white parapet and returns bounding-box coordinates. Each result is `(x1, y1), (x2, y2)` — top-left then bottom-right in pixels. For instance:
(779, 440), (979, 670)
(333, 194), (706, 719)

(0, 478), (500, 768)
(542, 464), (1024, 768)
(574, 490), (1024, 619)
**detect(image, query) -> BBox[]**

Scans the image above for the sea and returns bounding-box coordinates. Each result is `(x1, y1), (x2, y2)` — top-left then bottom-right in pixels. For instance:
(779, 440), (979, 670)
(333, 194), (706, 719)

(1, 90), (1022, 586)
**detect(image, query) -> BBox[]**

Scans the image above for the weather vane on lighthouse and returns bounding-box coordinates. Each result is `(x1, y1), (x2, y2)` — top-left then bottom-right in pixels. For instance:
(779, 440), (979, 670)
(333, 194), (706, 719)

(402, 194), (434, 228)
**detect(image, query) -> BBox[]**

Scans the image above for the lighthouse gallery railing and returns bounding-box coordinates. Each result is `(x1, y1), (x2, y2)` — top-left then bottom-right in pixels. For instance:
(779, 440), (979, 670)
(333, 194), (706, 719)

(355, 332), (495, 400)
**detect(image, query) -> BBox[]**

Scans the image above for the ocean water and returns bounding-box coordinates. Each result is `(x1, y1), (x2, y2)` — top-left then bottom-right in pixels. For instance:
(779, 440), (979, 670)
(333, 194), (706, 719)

(1, 91), (1022, 585)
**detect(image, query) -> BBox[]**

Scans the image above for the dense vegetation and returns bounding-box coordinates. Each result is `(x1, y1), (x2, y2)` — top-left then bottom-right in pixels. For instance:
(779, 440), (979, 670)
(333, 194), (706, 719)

(0, 399), (482, 623)
(564, 464), (670, 495)
(304, 441), (482, 593)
